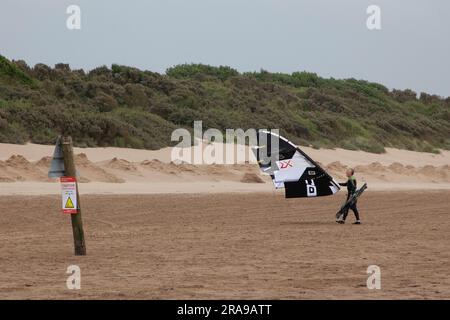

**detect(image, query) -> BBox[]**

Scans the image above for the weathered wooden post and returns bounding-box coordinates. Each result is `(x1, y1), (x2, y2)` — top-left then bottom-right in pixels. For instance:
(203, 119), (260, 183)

(61, 135), (86, 256)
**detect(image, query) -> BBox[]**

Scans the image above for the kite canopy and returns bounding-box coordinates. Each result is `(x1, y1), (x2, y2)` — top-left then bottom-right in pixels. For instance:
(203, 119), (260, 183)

(252, 130), (340, 198)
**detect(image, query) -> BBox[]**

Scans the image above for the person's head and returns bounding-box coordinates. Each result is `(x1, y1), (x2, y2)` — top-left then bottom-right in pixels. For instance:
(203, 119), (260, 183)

(346, 168), (355, 178)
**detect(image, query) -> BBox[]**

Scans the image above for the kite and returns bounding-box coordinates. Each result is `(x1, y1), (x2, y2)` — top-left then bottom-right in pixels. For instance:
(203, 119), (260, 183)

(252, 130), (340, 198)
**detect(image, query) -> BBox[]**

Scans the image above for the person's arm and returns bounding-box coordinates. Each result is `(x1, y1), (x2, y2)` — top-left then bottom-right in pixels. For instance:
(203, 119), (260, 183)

(339, 181), (347, 186)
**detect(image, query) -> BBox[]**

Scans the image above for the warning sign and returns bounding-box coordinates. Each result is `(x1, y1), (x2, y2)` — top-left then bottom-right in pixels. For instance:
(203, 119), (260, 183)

(60, 177), (78, 214)
(65, 196), (75, 209)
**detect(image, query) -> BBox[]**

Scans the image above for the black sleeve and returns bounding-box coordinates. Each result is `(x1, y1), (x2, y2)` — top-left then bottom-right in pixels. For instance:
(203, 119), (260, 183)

(339, 182), (347, 186)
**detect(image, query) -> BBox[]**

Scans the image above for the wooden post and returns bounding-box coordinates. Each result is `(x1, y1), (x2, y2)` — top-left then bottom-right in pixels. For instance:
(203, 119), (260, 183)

(61, 136), (86, 256)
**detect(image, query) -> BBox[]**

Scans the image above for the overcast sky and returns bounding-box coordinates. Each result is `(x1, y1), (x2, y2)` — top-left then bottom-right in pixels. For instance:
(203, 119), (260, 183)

(1, 0), (449, 97)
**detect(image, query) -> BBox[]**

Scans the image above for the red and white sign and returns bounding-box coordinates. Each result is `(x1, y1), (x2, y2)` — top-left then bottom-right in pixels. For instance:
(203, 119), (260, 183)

(60, 177), (78, 214)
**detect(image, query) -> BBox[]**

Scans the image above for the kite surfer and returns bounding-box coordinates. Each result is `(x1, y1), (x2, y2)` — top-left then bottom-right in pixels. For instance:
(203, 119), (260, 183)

(252, 130), (366, 224)
(336, 168), (361, 224)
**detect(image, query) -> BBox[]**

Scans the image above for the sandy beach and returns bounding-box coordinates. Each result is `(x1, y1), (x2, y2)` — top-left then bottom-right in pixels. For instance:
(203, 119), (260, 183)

(0, 190), (449, 299)
(0, 143), (449, 299)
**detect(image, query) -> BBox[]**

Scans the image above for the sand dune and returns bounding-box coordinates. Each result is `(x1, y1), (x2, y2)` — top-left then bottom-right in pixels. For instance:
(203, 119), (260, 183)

(0, 142), (449, 195)
(1, 153), (449, 185)
(0, 155), (50, 182)
(1, 142), (450, 166)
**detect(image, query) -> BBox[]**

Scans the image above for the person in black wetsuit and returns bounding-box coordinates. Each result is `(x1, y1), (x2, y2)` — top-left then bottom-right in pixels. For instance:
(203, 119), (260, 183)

(337, 168), (361, 224)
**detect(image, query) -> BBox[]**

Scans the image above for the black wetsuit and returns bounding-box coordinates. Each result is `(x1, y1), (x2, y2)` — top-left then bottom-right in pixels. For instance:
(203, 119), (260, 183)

(339, 176), (360, 221)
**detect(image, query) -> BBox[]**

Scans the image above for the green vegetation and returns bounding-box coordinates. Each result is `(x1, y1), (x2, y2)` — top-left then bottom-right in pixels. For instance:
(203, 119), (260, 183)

(0, 55), (449, 152)
(0, 55), (36, 87)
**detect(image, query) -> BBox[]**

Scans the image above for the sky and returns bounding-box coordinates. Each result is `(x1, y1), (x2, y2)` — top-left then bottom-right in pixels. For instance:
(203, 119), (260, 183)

(1, 0), (449, 97)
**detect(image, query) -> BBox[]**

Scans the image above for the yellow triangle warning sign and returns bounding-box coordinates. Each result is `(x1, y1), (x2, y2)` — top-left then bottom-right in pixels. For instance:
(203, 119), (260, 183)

(65, 197), (75, 209)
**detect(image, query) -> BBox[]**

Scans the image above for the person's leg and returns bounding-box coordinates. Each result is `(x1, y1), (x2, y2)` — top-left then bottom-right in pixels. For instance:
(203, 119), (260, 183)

(337, 196), (351, 224)
(342, 195), (350, 221)
(336, 209), (345, 223)
(342, 207), (349, 221)
(351, 205), (360, 220)
(350, 202), (361, 223)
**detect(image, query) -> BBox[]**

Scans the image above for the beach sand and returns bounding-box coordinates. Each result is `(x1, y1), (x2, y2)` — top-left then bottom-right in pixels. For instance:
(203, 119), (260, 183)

(0, 191), (449, 299)
(0, 143), (449, 299)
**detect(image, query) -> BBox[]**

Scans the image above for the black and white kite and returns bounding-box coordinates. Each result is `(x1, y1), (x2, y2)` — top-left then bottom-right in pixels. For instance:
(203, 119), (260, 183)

(252, 130), (340, 198)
